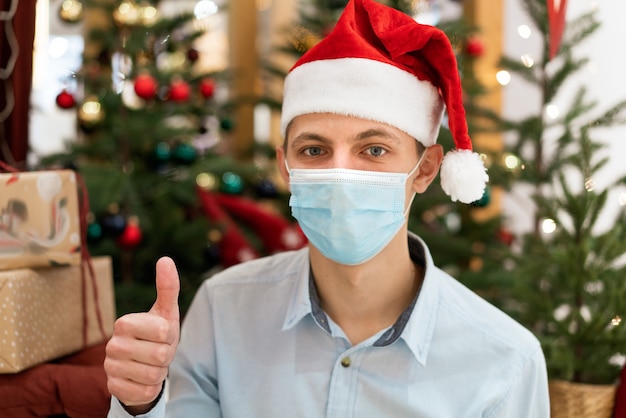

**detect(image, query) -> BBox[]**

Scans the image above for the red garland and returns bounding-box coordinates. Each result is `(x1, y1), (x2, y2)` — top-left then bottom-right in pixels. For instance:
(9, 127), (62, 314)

(215, 193), (307, 254)
(197, 187), (260, 267)
(196, 188), (307, 268)
(547, 0), (568, 60)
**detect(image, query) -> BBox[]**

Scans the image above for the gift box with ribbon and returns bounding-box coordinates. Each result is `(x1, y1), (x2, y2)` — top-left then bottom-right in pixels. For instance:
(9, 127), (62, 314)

(0, 256), (116, 373)
(0, 169), (82, 270)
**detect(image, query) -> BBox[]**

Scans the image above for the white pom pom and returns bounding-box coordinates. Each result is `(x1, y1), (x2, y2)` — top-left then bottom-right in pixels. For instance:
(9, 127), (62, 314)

(440, 149), (489, 204)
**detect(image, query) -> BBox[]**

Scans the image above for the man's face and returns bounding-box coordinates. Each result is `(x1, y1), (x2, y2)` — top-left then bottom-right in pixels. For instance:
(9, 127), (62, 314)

(275, 112), (442, 203)
(282, 113), (421, 174)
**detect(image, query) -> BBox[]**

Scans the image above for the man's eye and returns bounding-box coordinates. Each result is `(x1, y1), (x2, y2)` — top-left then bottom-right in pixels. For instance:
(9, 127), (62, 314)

(366, 146), (386, 157)
(304, 147), (323, 156)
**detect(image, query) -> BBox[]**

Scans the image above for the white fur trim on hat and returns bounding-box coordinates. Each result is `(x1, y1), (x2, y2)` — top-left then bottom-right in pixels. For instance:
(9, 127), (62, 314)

(281, 58), (444, 145)
(440, 149), (489, 203)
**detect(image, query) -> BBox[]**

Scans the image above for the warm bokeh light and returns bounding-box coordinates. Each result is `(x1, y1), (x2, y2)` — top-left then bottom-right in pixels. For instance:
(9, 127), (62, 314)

(496, 70), (511, 86)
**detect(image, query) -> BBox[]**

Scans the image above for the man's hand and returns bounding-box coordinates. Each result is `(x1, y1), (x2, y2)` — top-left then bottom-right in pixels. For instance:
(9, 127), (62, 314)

(104, 257), (181, 414)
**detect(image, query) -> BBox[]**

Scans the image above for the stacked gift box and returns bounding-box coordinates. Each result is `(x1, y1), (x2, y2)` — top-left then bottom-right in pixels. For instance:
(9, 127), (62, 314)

(0, 169), (116, 374)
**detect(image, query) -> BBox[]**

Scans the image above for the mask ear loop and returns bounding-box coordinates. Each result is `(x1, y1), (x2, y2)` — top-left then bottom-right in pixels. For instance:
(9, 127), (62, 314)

(407, 147), (428, 178)
(285, 160), (292, 176)
(403, 148), (429, 217)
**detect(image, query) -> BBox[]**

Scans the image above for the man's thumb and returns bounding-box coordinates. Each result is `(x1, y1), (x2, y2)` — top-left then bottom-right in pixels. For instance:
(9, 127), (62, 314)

(151, 256), (180, 321)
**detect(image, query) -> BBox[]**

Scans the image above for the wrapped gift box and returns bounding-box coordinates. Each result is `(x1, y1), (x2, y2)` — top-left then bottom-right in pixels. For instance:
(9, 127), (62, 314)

(0, 256), (116, 373)
(0, 170), (82, 270)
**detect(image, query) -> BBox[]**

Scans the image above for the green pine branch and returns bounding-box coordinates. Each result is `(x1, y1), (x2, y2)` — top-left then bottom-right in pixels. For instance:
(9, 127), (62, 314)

(502, 1), (626, 384)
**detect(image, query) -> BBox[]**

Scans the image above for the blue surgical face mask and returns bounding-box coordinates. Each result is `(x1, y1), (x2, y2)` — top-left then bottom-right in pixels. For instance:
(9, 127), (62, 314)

(287, 154), (425, 265)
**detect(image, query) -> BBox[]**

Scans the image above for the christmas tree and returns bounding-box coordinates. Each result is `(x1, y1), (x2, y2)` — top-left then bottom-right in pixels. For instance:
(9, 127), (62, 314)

(44, 0), (301, 314)
(491, 0), (626, 385)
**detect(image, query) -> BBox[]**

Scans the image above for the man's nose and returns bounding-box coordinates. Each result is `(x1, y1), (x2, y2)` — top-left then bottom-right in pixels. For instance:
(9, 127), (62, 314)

(328, 150), (356, 170)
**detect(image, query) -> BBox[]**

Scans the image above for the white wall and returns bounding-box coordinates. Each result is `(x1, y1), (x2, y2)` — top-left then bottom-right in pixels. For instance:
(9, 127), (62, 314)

(502, 0), (626, 235)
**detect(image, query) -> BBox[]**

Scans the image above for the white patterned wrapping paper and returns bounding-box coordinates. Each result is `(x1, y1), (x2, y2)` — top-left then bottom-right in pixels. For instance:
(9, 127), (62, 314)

(0, 170), (82, 270)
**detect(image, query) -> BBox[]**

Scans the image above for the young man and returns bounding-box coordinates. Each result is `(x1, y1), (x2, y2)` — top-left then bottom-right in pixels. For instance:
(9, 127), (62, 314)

(105, 0), (550, 416)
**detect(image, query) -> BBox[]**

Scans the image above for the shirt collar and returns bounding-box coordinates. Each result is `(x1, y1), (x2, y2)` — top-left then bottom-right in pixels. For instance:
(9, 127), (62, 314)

(401, 232), (439, 366)
(281, 234), (440, 366)
(281, 248), (313, 331)
(371, 232), (427, 348)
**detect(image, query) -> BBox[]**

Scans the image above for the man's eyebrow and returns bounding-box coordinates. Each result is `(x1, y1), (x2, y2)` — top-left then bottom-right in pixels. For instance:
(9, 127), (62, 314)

(354, 128), (402, 142)
(290, 128), (402, 149)
(290, 133), (331, 148)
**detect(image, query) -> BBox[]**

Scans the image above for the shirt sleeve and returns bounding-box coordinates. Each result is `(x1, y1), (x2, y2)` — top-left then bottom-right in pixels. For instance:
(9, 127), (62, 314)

(163, 281), (222, 417)
(107, 395), (166, 418)
(487, 344), (551, 418)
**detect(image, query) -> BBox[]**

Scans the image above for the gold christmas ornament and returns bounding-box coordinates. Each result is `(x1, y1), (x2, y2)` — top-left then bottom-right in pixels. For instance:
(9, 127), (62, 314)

(139, 3), (159, 27)
(78, 96), (105, 127)
(196, 172), (218, 191)
(135, 51), (151, 68)
(207, 229), (223, 244)
(59, 0), (83, 23)
(113, 0), (140, 26)
(156, 51), (187, 73)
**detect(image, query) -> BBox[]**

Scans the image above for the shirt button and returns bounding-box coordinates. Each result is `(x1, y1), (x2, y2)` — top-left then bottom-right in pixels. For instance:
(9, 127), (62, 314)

(341, 357), (351, 368)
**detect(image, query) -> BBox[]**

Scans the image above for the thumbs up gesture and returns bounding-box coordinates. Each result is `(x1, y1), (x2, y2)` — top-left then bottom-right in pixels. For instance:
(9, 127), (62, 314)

(104, 257), (181, 414)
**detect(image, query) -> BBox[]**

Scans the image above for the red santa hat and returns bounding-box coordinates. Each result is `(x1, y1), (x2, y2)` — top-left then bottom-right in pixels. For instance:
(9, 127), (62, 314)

(281, 0), (488, 204)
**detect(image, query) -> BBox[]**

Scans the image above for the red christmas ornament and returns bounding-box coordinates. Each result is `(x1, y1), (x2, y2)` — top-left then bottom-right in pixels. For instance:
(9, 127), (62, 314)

(187, 47), (199, 63)
(168, 79), (191, 102)
(496, 227), (515, 247)
(465, 37), (484, 57)
(199, 78), (215, 99)
(133, 73), (158, 100)
(56, 90), (76, 109)
(116, 218), (143, 249)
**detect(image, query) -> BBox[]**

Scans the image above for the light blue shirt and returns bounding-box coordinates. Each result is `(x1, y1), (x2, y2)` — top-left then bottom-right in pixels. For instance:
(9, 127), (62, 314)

(109, 234), (549, 417)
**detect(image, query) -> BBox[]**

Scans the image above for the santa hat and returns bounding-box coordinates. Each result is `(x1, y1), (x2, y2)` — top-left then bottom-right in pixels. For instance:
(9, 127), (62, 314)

(281, 0), (488, 203)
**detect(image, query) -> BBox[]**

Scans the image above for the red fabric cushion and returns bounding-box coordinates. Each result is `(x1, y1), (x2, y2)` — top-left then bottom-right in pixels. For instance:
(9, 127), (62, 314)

(0, 341), (110, 418)
(615, 364), (626, 418)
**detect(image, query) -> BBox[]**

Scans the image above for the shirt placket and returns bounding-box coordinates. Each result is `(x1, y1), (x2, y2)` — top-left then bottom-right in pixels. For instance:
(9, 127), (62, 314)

(325, 346), (364, 418)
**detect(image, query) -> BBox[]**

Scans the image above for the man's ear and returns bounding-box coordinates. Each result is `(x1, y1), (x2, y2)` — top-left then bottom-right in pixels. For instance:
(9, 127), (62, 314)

(412, 144), (443, 194)
(275, 144), (290, 190)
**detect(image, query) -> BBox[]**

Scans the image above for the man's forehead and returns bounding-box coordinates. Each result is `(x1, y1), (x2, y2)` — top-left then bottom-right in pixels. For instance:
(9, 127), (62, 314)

(288, 113), (414, 143)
